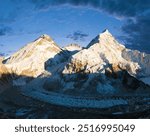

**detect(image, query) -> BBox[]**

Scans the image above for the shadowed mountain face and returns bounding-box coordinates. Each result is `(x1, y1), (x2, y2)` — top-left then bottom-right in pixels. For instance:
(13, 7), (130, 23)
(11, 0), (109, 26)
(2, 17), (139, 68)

(0, 30), (150, 119)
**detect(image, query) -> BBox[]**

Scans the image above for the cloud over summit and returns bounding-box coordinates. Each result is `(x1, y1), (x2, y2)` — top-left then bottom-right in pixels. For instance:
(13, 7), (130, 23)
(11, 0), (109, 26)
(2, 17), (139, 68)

(30, 0), (149, 17)
(66, 31), (89, 41)
(30, 0), (150, 52)
(0, 26), (12, 36)
(0, 0), (149, 53)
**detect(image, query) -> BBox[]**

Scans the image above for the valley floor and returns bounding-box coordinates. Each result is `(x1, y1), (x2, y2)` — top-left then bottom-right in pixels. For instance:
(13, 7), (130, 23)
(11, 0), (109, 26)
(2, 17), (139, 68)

(0, 87), (150, 119)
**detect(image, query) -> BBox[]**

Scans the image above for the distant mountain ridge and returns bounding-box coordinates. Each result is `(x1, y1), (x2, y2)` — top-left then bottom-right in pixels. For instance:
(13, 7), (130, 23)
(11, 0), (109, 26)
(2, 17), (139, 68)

(0, 30), (150, 86)
(0, 29), (150, 118)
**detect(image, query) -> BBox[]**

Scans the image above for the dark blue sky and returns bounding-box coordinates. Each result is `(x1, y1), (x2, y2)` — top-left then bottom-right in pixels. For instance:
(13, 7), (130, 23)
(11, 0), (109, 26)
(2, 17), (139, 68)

(0, 0), (149, 56)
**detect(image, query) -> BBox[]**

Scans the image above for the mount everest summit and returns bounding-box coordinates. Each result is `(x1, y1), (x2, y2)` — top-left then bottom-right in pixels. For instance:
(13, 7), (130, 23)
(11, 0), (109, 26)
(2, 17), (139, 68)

(0, 30), (150, 118)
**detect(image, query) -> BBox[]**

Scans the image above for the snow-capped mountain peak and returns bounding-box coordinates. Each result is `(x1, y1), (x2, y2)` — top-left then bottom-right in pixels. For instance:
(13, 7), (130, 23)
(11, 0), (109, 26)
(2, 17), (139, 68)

(87, 29), (124, 49)
(4, 34), (63, 77)
(102, 29), (109, 33)
(40, 34), (53, 42)
(63, 30), (150, 85)
(33, 34), (57, 47)
(0, 29), (150, 119)
(1, 30), (150, 86)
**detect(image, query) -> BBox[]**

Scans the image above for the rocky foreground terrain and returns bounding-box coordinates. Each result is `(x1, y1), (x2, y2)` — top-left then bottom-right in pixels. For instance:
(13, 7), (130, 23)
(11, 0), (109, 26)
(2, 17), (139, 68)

(0, 30), (150, 118)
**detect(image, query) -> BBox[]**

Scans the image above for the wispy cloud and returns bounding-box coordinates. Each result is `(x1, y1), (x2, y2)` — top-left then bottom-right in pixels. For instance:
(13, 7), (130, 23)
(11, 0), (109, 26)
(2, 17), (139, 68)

(0, 52), (6, 56)
(0, 0), (149, 52)
(122, 12), (150, 52)
(29, 0), (149, 17)
(0, 44), (4, 47)
(66, 31), (89, 41)
(29, 0), (150, 52)
(0, 14), (16, 25)
(0, 26), (12, 36)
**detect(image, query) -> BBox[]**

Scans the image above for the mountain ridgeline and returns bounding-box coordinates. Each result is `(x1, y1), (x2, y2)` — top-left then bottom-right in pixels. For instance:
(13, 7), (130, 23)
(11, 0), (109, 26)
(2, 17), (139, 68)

(0, 30), (150, 119)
